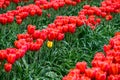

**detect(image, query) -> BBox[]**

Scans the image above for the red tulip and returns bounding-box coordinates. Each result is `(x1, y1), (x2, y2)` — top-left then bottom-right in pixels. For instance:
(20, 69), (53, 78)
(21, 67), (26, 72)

(85, 68), (96, 78)
(56, 33), (64, 41)
(27, 25), (36, 34)
(4, 63), (12, 72)
(75, 61), (87, 73)
(95, 71), (106, 80)
(0, 50), (7, 60)
(36, 39), (43, 47)
(48, 31), (58, 41)
(103, 45), (112, 53)
(109, 63), (119, 75)
(29, 9), (36, 16)
(52, 3), (59, 10)
(32, 30), (41, 39)
(16, 19), (22, 24)
(7, 54), (16, 64)
(68, 24), (76, 33)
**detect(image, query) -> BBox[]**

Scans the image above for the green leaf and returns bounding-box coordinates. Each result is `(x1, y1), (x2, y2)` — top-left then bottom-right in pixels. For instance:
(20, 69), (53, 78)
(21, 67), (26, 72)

(45, 71), (58, 78)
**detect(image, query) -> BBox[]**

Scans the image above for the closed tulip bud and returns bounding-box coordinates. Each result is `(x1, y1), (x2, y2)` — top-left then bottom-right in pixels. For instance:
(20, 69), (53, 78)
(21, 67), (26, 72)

(109, 63), (119, 75)
(27, 25), (36, 34)
(62, 25), (68, 33)
(0, 50), (7, 60)
(32, 30), (41, 39)
(85, 68), (96, 78)
(47, 41), (53, 48)
(103, 45), (112, 53)
(68, 24), (76, 33)
(95, 71), (106, 80)
(93, 52), (105, 61)
(7, 54), (16, 64)
(99, 61), (109, 72)
(56, 33), (64, 41)
(75, 61), (87, 73)
(4, 63), (12, 72)
(48, 31), (57, 41)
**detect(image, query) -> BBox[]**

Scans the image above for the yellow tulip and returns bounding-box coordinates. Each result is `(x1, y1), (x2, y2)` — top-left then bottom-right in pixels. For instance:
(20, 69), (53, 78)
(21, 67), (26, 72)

(47, 41), (53, 48)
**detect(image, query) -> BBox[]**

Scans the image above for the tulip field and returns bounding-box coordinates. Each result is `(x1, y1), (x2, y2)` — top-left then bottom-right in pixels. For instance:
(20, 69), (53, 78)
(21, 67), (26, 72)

(0, 0), (120, 80)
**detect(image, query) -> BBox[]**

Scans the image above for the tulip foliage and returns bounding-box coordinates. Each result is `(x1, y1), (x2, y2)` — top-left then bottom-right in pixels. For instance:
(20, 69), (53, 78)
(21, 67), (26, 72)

(0, 0), (120, 73)
(62, 32), (120, 80)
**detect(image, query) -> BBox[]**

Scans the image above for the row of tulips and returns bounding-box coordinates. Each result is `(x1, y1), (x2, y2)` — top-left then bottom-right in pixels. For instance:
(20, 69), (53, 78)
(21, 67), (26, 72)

(0, 0), (29, 9)
(0, 0), (120, 72)
(62, 32), (120, 80)
(0, 0), (119, 28)
(1, 22), (77, 72)
(0, 0), (81, 9)
(34, 0), (81, 10)
(0, 0), (82, 25)
(77, 0), (120, 29)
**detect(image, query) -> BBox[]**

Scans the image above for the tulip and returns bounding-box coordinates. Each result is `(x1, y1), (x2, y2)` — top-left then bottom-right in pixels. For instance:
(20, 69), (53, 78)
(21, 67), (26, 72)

(4, 63), (12, 72)
(75, 61), (87, 73)
(47, 41), (53, 48)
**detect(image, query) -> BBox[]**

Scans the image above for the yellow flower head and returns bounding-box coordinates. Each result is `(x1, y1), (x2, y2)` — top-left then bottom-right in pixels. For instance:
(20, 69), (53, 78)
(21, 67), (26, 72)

(47, 41), (53, 48)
